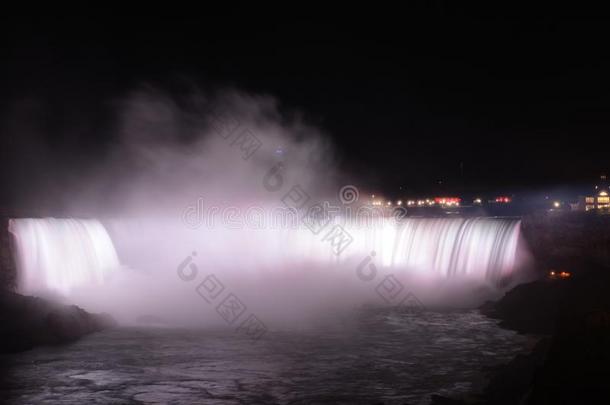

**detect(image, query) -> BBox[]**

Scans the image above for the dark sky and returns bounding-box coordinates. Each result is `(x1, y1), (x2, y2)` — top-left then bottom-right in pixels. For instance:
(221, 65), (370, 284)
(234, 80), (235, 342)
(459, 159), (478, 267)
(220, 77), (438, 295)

(2, 7), (610, 199)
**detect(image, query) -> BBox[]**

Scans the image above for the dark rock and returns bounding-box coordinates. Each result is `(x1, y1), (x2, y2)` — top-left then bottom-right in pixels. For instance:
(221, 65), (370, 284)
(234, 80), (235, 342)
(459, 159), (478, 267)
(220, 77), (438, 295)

(481, 279), (566, 334)
(523, 270), (610, 404)
(521, 213), (610, 272)
(0, 290), (116, 353)
(480, 265), (610, 404)
(483, 338), (551, 405)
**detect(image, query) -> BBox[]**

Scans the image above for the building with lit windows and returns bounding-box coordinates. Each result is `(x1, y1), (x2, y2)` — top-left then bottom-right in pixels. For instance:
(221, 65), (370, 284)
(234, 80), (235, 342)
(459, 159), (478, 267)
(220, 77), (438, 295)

(577, 175), (610, 212)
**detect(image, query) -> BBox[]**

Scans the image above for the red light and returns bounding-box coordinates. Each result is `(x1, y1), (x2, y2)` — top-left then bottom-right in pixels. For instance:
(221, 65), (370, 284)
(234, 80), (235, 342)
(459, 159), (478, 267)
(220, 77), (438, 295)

(495, 196), (511, 203)
(434, 197), (461, 204)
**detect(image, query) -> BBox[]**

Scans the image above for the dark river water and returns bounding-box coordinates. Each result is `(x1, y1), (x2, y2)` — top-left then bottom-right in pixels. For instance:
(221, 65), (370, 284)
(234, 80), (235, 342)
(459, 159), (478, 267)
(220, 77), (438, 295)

(1, 308), (528, 404)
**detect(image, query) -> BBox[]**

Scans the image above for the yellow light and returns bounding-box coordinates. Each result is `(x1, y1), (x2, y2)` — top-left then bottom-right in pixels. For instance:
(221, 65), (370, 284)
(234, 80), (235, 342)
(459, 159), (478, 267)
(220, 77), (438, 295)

(600, 191), (608, 196)
(474, 198), (482, 204)
(553, 201), (560, 208)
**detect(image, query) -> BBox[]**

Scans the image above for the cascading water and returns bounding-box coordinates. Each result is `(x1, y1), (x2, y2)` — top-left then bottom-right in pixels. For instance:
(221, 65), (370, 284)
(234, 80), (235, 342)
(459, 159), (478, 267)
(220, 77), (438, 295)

(9, 218), (120, 295)
(107, 216), (521, 281)
(7, 216), (521, 302)
(350, 217), (521, 282)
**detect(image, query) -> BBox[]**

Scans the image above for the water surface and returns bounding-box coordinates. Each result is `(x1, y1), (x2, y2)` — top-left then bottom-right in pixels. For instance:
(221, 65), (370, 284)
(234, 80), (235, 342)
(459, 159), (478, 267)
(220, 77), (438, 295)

(1, 309), (528, 404)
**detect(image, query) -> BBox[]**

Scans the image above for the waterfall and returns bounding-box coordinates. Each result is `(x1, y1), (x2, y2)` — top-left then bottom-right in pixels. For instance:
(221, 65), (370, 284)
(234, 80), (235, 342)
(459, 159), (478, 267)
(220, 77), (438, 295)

(9, 218), (120, 295)
(107, 216), (521, 284)
(267, 217), (521, 282)
(8, 216), (520, 297)
(349, 217), (521, 282)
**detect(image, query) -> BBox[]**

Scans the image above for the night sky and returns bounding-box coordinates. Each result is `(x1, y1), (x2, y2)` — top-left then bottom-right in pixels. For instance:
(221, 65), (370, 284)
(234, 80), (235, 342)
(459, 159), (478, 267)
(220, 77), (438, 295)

(2, 7), (610, 201)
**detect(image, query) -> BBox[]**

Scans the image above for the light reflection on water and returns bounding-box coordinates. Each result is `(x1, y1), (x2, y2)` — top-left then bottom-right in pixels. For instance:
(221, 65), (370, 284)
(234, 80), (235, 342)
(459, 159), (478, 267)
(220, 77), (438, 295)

(1, 308), (528, 405)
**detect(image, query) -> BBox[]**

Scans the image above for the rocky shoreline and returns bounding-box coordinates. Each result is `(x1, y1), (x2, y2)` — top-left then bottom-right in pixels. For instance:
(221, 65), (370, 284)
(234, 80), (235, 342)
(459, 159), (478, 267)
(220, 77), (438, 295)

(431, 262), (610, 405)
(0, 290), (116, 354)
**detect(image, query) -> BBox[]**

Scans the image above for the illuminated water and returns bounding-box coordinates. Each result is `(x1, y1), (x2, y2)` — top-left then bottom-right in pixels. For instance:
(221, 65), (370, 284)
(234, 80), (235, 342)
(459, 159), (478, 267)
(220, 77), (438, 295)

(8, 218), (120, 295)
(7, 216), (522, 326)
(347, 217), (520, 281)
(4, 218), (526, 402)
(10, 218), (520, 292)
(0, 308), (528, 405)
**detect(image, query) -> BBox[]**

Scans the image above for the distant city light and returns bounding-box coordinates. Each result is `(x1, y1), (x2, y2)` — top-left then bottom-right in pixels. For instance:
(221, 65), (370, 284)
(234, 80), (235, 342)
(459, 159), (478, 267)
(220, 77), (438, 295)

(364, 174), (607, 213)
(434, 197), (461, 206)
(549, 270), (572, 279)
